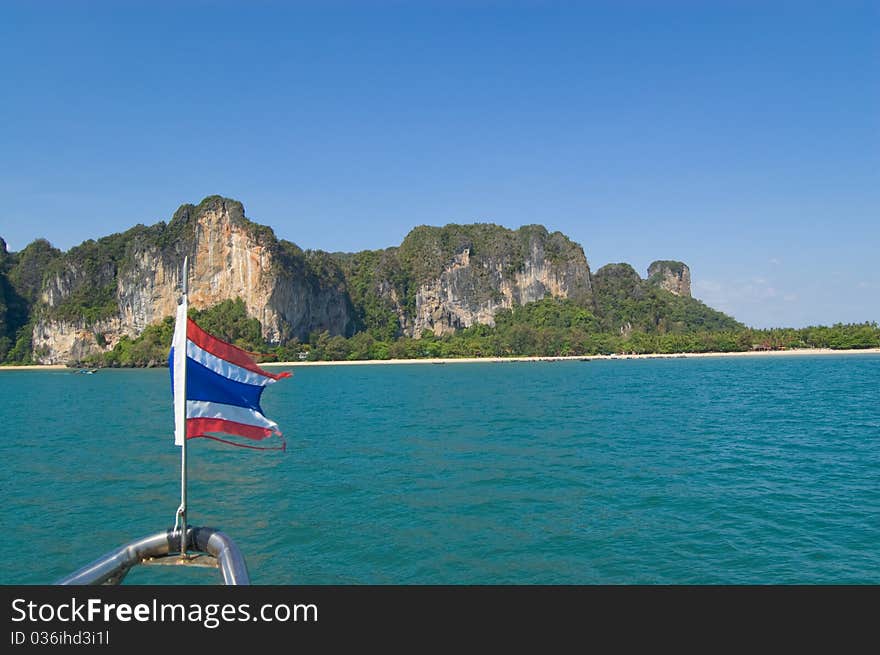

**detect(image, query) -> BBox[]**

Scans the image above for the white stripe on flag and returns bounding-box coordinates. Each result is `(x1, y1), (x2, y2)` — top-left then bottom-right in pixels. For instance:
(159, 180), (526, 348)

(172, 301), (188, 446)
(186, 400), (280, 432)
(186, 340), (274, 387)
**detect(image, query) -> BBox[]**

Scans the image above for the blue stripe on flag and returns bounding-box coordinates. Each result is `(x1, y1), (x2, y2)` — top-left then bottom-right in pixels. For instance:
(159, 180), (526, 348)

(184, 356), (266, 413)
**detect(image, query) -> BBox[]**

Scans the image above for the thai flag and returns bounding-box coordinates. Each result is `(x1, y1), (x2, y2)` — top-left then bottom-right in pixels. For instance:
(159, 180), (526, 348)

(169, 302), (290, 451)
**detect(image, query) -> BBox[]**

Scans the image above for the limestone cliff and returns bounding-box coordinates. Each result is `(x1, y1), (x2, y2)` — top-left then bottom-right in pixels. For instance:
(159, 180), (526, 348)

(336, 223), (594, 338)
(0, 238), (62, 362)
(0, 239), (10, 356)
(31, 197), (354, 364)
(647, 260), (691, 297)
(3, 194), (741, 365)
(403, 224), (593, 337)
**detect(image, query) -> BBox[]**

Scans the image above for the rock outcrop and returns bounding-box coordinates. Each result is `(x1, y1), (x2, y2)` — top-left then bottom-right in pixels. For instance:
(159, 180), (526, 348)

(405, 226), (593, 336)
(0, 238), (62, 361)
(647, 260), (691, 297)
(0, 239), (9, 356)
(335, 223), (594, 338)
(30, 197), (355, 363)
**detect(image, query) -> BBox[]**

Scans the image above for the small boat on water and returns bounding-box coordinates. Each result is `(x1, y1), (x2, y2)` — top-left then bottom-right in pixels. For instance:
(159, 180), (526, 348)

(74, 368), (98, 374)
(58, 258), (288, 585)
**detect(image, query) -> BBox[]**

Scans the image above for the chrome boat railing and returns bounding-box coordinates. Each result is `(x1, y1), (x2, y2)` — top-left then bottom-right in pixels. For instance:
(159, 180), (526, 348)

(56, 526), (250, 585)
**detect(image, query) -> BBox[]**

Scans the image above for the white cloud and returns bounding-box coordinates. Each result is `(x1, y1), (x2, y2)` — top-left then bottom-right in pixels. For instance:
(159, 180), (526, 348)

(694, 279), (722, 294)
(693, 277), (795, 316)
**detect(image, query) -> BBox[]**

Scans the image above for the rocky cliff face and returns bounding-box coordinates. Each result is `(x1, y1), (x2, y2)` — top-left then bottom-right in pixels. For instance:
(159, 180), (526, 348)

(0, 239), (10, 354)
(405, 226), (593, 336)
(32, 316), (126, 364)
(335, 224), (594, 339)
(31, 197), (355, 364)
(0, 238), (62, 362)
(647, 260), (691, 297)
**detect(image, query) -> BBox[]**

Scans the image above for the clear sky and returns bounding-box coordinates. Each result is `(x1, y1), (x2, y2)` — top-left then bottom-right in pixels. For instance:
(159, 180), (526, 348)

(1, 0), (877, 328)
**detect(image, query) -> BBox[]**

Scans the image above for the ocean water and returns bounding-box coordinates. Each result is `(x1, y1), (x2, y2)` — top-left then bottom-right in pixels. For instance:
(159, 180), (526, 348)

(1, 355), (878, 585)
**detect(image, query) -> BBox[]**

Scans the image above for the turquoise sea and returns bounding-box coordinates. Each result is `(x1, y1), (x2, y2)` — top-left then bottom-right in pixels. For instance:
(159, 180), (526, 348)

(1, 355), (878, 584)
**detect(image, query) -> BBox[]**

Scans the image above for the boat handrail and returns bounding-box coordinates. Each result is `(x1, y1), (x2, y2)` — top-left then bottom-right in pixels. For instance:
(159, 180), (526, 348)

(56, 526), (250, 585)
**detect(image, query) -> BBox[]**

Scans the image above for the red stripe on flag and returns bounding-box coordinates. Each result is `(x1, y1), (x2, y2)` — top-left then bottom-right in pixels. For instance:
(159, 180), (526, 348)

(187, 417), (277, 441)
(186, 318), (292, 380)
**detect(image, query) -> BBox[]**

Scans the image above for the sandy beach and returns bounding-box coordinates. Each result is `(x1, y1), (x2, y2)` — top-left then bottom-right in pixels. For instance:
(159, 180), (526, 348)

(0, 348), (876, 371)
(261, 347), (880, 368)
(0, 364), (68, 371)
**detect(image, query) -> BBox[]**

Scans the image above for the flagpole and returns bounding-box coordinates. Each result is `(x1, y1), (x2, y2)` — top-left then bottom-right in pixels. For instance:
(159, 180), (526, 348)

(178, 255), (189, 557)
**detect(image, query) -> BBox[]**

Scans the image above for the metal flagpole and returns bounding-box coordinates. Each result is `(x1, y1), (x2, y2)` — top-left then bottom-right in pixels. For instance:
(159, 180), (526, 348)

(178, 256), (189, 557)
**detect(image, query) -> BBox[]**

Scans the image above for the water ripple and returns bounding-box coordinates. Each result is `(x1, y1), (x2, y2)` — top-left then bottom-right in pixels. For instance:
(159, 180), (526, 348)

(1, 355), (878, 583)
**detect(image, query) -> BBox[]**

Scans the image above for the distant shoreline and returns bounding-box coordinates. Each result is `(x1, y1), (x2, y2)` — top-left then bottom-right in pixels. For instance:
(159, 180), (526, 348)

(0, 364), (69, 371)
(260, 347), (880, 367)
(1, 348), (877, 371)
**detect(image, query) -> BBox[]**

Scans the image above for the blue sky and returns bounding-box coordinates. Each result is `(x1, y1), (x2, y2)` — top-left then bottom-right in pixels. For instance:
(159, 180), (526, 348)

(1, 1), (877, 328)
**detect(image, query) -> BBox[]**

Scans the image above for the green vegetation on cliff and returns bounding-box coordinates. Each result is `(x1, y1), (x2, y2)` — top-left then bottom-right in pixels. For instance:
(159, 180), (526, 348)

(43, 234), (126, 323)
(592, 263), (739, 334)
(302, 314), (879, 361)
(332, 248), (407, 341)
(397, 223), (591, 310)
(399, 223), (528, 288)
(101, 316), (175, 368)
(333, 222), (593, 340)
(0, 241), (10, 360)
(100, 298), (269, 368)
(188, 298), (265, 352)
(0, 237), (62, 362)
(170, 196), (276, 247)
